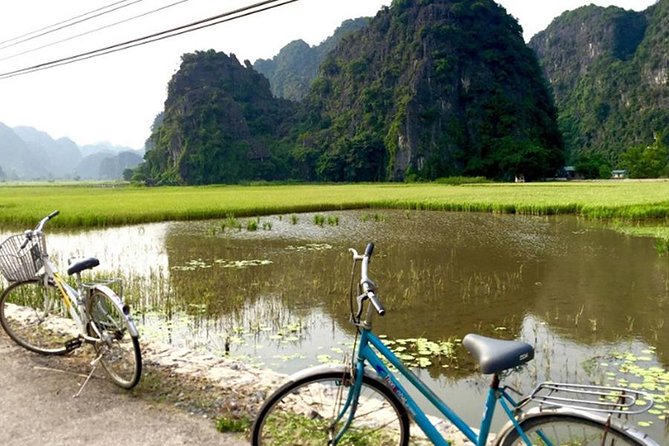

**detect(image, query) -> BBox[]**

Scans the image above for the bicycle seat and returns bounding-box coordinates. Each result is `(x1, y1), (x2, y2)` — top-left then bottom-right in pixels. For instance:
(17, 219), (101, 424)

(67, 257), (100, 276)
(463, 333), (534, 374)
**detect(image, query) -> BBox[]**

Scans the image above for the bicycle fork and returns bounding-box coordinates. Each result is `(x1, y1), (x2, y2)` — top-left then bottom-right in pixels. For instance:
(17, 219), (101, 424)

(326, 360), (365, 445)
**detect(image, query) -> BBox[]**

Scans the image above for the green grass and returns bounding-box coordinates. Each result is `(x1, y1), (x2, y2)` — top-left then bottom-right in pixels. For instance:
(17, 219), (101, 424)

(1, 180), (669, 228)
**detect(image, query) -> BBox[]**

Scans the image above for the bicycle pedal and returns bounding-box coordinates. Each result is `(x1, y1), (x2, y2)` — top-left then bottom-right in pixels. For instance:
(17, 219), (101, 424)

(65, 338), (83, 352)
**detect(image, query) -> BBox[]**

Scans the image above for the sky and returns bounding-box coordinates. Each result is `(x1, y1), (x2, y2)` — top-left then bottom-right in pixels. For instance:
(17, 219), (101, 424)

(0, 0), (658, 149)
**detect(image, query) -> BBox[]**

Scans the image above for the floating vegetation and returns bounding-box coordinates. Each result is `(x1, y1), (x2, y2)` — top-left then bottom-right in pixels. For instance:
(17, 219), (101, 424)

(171, 259), (212, 271)
(285, 243), (332, 252)
(327, 215), (339, 226)
(172, 258), (273, 271)
(590, 347), (669, 425)
(289, 214), (299, 225)
(214, 259), (273, 269)
(380, 335), (459, 369)
(262, 221), (273, 230)
(313, 214), (325, 226)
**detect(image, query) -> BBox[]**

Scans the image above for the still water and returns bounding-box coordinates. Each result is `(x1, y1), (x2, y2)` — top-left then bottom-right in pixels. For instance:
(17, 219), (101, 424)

(4, 210), (668, 440)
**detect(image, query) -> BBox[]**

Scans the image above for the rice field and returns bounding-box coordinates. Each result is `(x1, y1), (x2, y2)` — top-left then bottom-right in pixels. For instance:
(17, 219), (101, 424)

(0, 180), (669, 228)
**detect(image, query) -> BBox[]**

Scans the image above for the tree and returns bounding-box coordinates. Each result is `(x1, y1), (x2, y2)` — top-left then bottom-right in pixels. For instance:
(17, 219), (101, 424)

(619, 134), (669, 178)
(574, 152), (611, 179)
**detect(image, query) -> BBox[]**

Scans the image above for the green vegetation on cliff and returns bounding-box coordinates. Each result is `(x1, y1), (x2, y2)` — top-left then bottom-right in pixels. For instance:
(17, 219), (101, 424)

(298, 0), (563, 182)
(138, 0), (564, 185)
(529, 0), (669, 177)
(253, 18), (369, 101)
(138, 51), (295, 185)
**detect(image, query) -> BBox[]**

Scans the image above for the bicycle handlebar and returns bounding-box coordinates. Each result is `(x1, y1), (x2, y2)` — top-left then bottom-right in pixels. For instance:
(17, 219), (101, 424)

(350, 243), (386, 317)
(20, 210), (59, 249)
(35, 210), (60, 232)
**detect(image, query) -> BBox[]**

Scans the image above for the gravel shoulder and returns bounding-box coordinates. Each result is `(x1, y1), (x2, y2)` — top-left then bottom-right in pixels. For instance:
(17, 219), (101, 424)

(0, 331), (247, 446)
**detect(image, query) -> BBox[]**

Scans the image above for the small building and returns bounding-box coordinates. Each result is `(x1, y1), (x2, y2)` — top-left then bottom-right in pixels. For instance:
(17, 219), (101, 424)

(562, 166), (576, 180)
(611, 169), (628, 179)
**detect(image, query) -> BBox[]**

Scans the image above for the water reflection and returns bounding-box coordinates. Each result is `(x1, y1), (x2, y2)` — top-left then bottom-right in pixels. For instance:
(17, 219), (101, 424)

(1, 210), (667, 440)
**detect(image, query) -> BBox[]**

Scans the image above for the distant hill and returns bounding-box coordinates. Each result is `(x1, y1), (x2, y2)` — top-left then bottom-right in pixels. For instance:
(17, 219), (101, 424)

(297, 0), (563, 181)
(139, 0), (563, 184)
(13, 126), (82, 178)
(0, 123), (49, 180)
(0, 123), (143, 181)
(140, 51), (296, 185)
(529, 0), (669, 167)
(80, 142), (140, 158)
(75, 150), (143, 180)
(253, 18), (369, 101)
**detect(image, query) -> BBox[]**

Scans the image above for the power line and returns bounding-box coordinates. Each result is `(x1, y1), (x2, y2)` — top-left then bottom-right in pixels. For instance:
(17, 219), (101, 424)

(0, 0), (147, 52)
(0, 0), (192, 63)
(0, 0), (299, 80)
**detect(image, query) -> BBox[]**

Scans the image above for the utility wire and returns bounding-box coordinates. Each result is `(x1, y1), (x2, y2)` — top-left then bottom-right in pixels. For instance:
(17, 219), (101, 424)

(0, 0), (192, 63)
(0, 0), (147, 52)
(0, 0), (299, 80)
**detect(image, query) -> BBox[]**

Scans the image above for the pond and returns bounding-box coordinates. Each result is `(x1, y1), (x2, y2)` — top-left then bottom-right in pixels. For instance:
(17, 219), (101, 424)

(3, 210), (668, 441)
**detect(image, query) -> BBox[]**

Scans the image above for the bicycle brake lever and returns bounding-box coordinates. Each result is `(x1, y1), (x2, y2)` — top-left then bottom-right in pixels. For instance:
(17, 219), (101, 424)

(19, 230), (33, 250)
(353, 292), (366, 321)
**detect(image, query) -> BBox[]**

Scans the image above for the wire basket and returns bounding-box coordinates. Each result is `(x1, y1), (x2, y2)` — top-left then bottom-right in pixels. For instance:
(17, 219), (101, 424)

(0, 233), (46, 282)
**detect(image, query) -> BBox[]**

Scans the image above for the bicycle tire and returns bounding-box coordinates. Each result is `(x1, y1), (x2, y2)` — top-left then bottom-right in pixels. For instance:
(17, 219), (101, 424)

(498, 413), (646, 446)
(87, 288), (142, 389)
(0, 279), (72, 355)
(251, 369), (410, 446)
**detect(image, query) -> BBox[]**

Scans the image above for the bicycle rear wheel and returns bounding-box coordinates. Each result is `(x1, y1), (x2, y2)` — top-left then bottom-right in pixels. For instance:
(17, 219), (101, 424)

(0, 279), (72, 355)
(87, 288), (141, 389)
(251, 369), (410, 446)
(499, 413), (647, 446)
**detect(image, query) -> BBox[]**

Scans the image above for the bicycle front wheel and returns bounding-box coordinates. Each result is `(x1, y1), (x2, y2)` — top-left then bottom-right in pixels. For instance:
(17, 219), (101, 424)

(499, 413), (647, 446)
(251, 369), (410, 446)
(0, 279), (72, 355)
(87, 288), (141, 389)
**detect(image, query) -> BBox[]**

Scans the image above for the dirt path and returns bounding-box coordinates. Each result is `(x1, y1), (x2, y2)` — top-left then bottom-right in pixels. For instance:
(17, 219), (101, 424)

(0, 332), (246, 446)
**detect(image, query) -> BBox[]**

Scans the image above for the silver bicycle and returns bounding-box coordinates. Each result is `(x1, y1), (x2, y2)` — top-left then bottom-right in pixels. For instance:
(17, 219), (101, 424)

(0, 210), (141, 390)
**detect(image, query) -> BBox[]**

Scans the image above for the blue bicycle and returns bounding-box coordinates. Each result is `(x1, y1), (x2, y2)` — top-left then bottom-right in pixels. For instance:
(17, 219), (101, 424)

(251, 243), (658, 445)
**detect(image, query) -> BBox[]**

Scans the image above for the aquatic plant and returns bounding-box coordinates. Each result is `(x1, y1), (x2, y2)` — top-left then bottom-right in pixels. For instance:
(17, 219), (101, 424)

(246, 220), (258, 231)
(379, 335), (459, 370)
(361, 213), (385, 222)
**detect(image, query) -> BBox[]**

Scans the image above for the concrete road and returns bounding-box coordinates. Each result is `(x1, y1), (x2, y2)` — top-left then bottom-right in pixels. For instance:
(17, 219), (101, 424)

(0, 331), (247, 446)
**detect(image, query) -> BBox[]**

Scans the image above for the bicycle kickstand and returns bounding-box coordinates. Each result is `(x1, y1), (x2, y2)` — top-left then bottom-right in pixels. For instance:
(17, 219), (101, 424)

(73, 354), (103, 398)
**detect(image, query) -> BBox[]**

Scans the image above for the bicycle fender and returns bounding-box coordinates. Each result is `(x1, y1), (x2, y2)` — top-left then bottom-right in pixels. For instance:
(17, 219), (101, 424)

(93, 285), (140, 338)
(493, 407), (660, 446)
(284, 363), (382, 384)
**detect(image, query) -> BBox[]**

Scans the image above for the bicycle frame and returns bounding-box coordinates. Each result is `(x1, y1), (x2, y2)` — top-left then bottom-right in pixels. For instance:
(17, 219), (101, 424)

(333, 324), (531, 446)
(37, 246), (96, 344)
